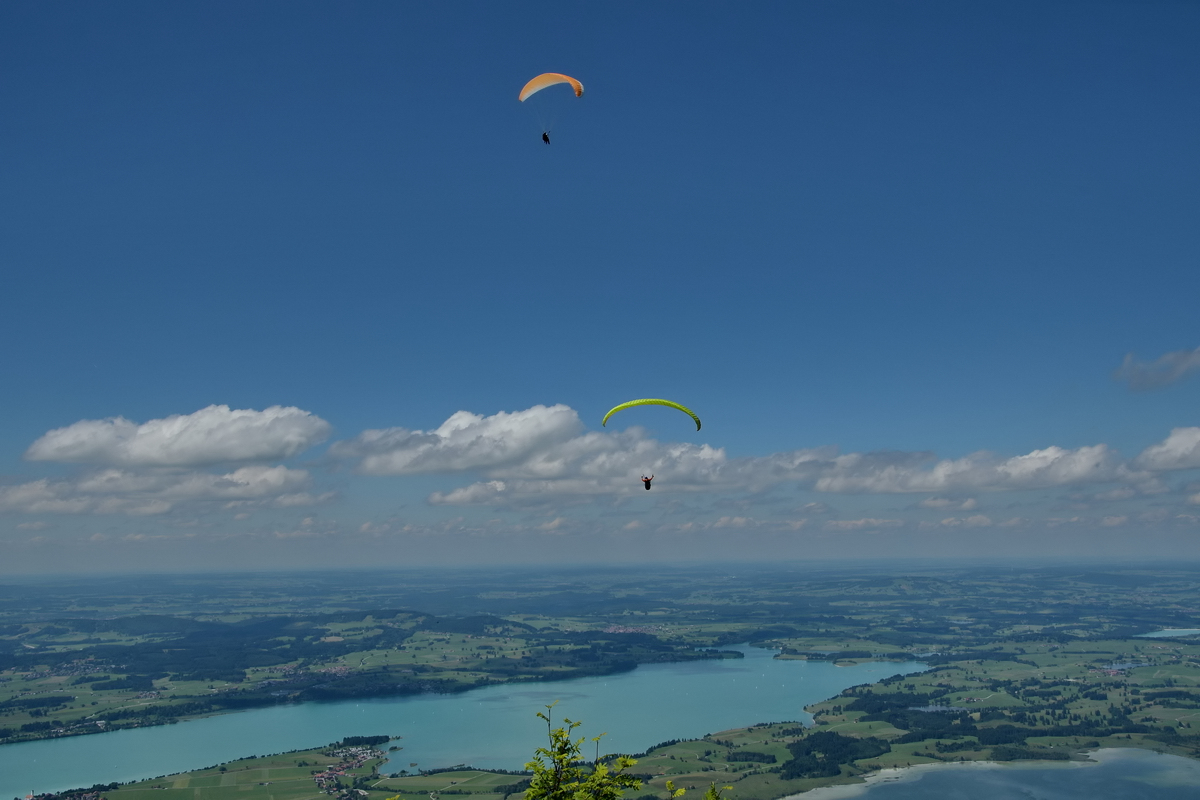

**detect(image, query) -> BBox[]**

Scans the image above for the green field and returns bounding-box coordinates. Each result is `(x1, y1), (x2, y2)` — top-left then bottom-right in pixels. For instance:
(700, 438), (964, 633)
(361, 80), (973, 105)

(103, 743), (388, 800)
(7, 565), (1200, 800)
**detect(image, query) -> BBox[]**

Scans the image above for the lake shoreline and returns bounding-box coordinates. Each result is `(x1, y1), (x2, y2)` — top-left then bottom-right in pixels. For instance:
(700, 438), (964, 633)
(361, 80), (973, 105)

(30, 731), (1198, 800)
(0, 649), (752, 748)
(782, 745), (1199, 798)
(0, 646), (927, 798)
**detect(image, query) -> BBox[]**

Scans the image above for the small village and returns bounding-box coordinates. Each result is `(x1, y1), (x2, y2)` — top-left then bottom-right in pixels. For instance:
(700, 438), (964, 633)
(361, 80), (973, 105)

(314, 745), (385, 796)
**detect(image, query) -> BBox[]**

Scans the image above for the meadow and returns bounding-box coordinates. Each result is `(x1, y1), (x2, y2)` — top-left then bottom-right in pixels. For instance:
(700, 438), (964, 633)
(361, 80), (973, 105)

(6, 563), (1200, 800)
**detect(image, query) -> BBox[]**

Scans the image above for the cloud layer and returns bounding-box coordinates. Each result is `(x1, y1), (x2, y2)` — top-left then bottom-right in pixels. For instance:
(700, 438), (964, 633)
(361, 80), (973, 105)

(10, 402), (1200, 529)
(0, 465), (318, 516)
(330, 405), (1182, 506)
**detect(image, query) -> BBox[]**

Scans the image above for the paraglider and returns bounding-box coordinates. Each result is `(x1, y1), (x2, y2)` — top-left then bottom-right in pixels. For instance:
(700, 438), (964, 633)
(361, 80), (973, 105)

(602, 399), (702, 431)
(519, 73), (583, 143)
(518, 73), (584, 102)
(641, 475), (655, 490)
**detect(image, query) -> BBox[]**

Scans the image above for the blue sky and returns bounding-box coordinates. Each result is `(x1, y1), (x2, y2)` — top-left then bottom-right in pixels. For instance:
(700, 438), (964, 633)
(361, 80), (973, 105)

(2, 1), (1199, 573)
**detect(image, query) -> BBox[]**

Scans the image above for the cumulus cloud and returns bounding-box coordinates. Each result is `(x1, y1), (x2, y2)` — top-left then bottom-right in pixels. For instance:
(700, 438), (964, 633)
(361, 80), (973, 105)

(1115, 347), (1200, 390)
(26, 405), (330, 467)
(330, 405), (582, 475)
(1136, 428), (1200, 472)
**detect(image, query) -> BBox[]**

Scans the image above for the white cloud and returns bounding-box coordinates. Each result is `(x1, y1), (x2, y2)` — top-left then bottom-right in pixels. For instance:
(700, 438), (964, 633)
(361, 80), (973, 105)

(1135, 428), (1200, 472)
(331, 405), (582, 475)
(1101, 516), (1128, 526)
(919, 497), (955, 508)
(1115, 347), (1200, 390)
(815, 446), (1115, 493)
(0, 466), (313, 517)
(824, 518), (904, 531)
(342, 406), (1121, 506)
(920, 497), (978, 510)
(0, 480), (94, 514)
(1187, 494), (1200, 506)
(272, 491), (337, 507)
(83, 465), (310, 500)
(25, 405), (330, 467)
(16, 521), (50, 530)
(429, 481), (509, 505)
(414, 431), (737, 504)
(713, 516), (754, 528)
(328, 405), (1200, 518)
(940, 515), (993, 528)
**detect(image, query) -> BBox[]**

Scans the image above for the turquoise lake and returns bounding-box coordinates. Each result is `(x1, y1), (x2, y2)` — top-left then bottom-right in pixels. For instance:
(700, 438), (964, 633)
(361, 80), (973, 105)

(1, 647), (924, 798)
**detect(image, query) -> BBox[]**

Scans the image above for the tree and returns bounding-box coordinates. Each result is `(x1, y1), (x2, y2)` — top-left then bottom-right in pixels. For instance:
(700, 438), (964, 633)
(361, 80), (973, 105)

(525, 703), (643, 800)
(701, 783), (733, 800)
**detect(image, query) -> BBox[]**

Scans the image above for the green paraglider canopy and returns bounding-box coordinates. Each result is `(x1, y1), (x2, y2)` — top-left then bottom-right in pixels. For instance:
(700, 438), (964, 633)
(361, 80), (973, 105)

(602, 399), (701, 431)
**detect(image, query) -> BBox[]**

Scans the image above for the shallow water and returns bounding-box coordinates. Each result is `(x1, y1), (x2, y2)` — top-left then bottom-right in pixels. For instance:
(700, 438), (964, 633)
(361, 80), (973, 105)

(796, 747), (1200, 800)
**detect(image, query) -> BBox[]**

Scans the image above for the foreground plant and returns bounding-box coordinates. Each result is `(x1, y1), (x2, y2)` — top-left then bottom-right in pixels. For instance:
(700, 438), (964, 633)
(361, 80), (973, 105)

(525, 703), (643, 800)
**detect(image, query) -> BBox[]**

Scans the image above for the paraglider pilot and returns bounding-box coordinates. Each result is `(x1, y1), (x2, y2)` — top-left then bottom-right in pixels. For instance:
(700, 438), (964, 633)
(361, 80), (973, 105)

(641, 475), (654, 490)
(542, 131), (550, 144)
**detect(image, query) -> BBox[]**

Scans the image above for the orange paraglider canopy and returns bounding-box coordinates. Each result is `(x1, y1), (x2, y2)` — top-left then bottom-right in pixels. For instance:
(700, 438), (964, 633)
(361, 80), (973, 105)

(519, 73), (584, 102)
